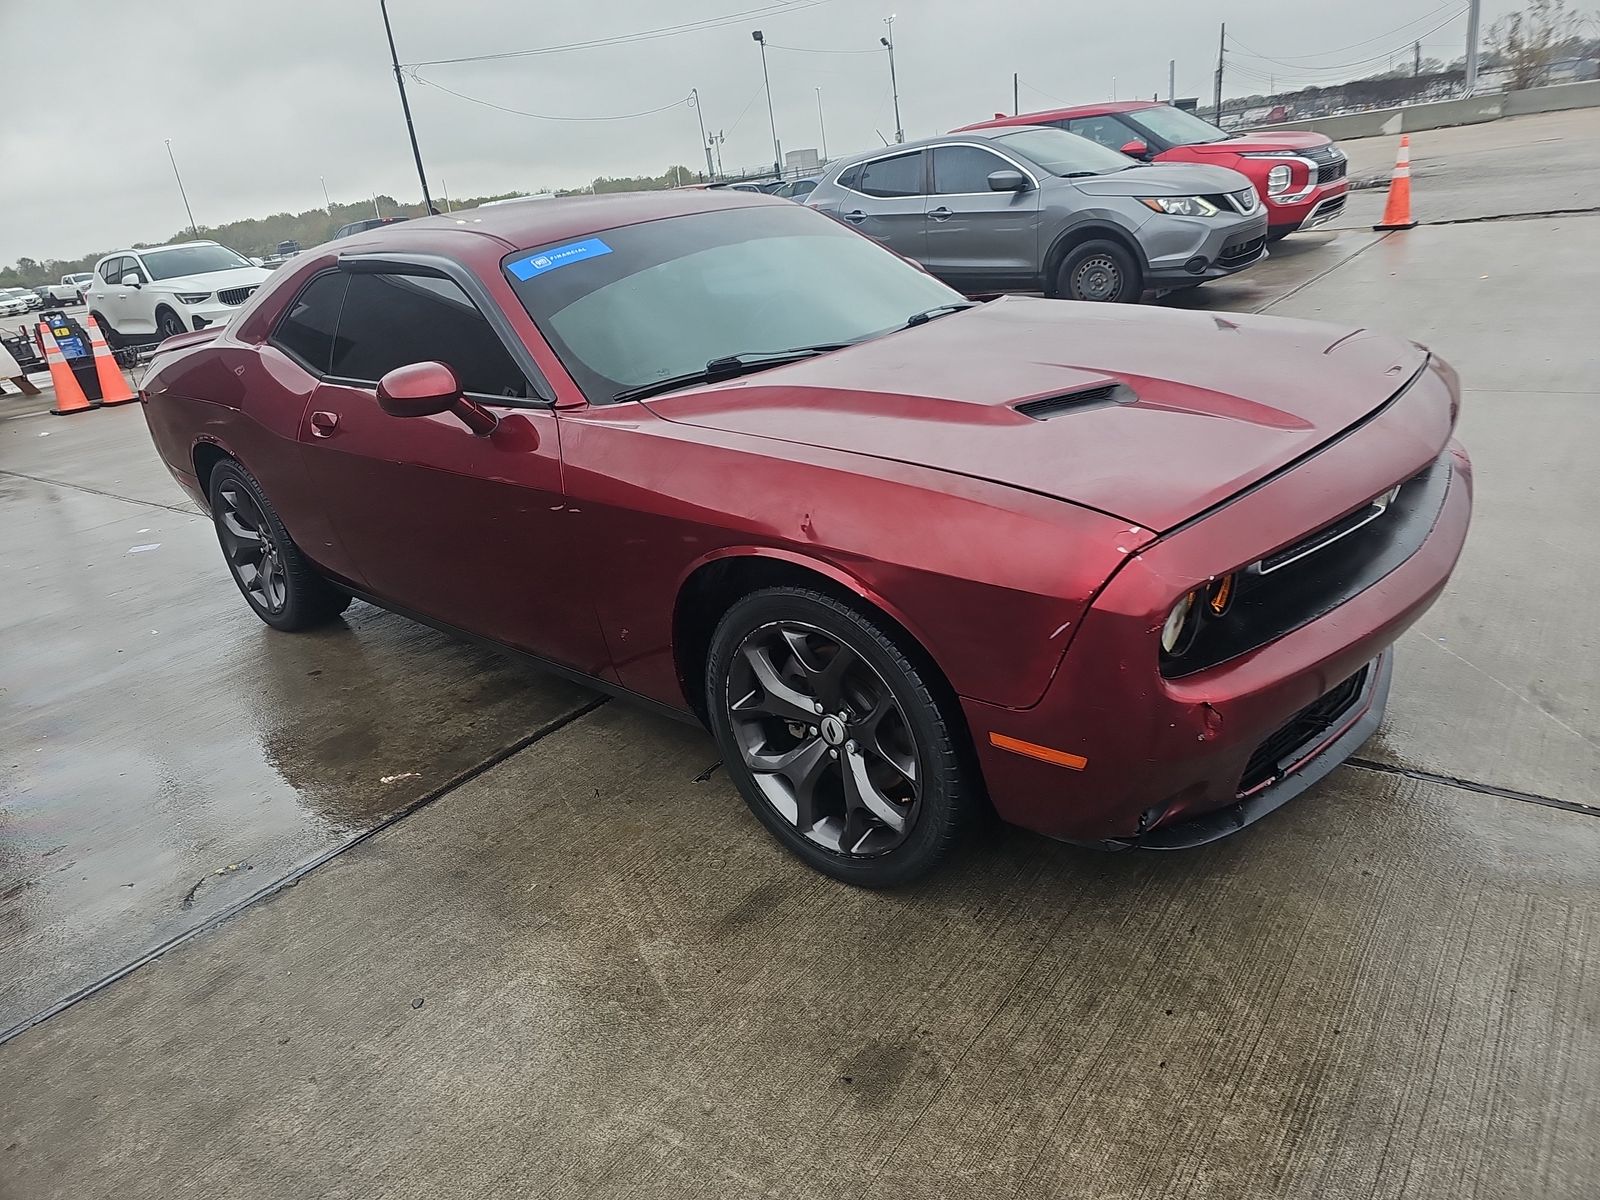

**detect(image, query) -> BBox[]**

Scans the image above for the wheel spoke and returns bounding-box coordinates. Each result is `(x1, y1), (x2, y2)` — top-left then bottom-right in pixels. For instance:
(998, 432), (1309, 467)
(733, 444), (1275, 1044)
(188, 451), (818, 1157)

(217, 510), (263, 563)
(744, 736), (831, 831)
(842, 745), (907, 834)
(734, 640), (820, 724)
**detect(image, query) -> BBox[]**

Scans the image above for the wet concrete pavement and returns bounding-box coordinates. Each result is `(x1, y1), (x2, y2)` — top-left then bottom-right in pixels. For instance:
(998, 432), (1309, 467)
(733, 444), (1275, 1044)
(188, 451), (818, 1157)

(3, 116), (1599, 1197)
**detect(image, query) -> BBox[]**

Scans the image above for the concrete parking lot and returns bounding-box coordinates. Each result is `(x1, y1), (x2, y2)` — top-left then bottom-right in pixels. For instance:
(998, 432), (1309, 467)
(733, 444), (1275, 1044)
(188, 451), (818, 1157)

(2, 108), (1598, 1199)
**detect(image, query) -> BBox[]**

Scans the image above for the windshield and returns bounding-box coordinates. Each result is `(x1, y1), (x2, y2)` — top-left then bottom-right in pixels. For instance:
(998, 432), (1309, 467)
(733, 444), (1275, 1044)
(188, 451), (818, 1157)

(988, 127), (1134, 176)
(67, 273), (93, 284)
(1123, 105), (1231, 147)
(139, 244), (251, 280)
(504, 204), (962, 403)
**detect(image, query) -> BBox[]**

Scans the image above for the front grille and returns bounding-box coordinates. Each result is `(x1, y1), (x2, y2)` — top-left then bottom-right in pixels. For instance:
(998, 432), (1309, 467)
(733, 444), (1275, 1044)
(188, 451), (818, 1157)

(1310, 194), (1346, 223)
(1259, 483), (1396, 574)
(218, 286), (257, 306)
(1317, 158), (1348, 185)
(1219, 235), (1266, 268)
(1239, 665), (1369, 794)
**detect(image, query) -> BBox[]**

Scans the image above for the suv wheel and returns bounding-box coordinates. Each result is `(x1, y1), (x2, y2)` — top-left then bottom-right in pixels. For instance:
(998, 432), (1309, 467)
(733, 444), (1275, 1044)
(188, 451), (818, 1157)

(155, 308), (187, 340)
(706, 587), (979, 887)
(1057, 239), (1141, 303)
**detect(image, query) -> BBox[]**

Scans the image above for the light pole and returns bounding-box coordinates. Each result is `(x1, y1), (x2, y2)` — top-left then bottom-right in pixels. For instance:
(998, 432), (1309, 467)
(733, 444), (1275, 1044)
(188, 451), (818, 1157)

(320, 175), (333, 215)
(751, 30), (782, 178)
(814, 87), (828, 161)
(691, 88), (714, 181)
(710, 130), (726, 178)
(880, 15), (903, 144)
(164, 139), (199, 238)
(379, 0), (437, 214)
(1464, 0), (1481, 94)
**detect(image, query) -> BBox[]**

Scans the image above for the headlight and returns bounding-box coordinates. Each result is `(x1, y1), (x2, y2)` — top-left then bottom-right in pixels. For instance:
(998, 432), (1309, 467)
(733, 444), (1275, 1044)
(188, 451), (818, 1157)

(1139, 195), (1219, 217)
(1265, 165), (1293, 195)
(1161, 590), (1199, 653)
(175, 292), (212, 304)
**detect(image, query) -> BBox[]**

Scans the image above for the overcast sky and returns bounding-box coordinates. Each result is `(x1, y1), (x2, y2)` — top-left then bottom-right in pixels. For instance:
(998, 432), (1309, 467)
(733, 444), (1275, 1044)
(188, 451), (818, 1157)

(2, 0), (1516, 266)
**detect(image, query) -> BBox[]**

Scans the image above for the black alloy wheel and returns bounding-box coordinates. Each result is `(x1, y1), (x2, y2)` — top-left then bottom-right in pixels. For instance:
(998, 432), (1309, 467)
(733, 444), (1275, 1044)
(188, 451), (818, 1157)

(707, 587), (978, 886)
(1058, 239), (1140, 303)
(208, 460), (351, 632)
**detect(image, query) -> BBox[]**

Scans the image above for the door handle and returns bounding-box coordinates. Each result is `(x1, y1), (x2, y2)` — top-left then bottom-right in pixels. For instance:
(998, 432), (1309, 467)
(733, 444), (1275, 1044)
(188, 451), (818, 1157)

(843, 210), (866, 224)
(928, 206), (953, 221)
(309, 410), (340, 438)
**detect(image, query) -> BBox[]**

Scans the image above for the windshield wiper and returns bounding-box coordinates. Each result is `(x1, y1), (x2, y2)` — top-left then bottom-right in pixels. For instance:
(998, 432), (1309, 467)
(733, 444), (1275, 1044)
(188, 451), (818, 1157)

(611, 343), (850, 404)
(902, 302), (979, 329)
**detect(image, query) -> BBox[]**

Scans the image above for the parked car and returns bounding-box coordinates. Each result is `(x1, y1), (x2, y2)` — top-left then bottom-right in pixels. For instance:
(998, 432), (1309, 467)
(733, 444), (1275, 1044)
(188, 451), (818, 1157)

(0, 289), (32, 318)
(85, 241), (271, 345)
(769, 178), (820, 200)
(955, 102), (1349, 240)
(806, 126), (1267, 301)
(48, 273), (95, 305)
(2, 287), (44, 312)
(332, 217), (409, 240)
(276, 240), (303, 258)
(139, 192), (1471, 885)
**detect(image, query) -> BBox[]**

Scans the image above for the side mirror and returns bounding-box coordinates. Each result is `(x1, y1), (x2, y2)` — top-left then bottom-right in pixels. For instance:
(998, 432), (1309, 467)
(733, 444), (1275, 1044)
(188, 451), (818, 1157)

(120, 273), (142, 288)
(987, 169), (1027, 192)
(1120, 140), (1151, 159)
(376, 361), (498, 436)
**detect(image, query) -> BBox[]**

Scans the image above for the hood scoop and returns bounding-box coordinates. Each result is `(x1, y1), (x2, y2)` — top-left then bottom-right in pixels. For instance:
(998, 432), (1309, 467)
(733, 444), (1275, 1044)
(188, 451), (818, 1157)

(1015, 382), (1136, 420)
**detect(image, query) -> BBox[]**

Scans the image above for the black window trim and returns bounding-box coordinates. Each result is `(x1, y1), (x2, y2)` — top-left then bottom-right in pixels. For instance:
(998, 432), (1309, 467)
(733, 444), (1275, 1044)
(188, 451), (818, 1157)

(267, 268), (347, 378)
(839, 147), (929, 199)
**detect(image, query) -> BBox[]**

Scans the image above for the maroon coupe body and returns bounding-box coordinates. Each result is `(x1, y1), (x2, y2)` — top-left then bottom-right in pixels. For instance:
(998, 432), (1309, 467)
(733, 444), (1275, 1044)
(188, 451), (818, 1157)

(140, 190), (1471, 881)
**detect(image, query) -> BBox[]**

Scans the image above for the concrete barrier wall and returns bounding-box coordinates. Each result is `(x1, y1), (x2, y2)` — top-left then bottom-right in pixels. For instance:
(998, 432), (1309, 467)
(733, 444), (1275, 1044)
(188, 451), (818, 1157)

(1503, 79), (1600, 116)
(1249, 81), (1598, 142)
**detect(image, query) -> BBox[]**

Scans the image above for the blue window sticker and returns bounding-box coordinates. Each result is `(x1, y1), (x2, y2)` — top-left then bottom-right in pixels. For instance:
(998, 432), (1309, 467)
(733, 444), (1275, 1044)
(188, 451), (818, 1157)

(507, 237), (613, 281)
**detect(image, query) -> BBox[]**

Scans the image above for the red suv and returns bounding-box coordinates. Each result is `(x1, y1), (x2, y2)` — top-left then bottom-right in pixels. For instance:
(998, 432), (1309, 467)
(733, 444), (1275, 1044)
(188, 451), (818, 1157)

(956, 102), (1348, 241)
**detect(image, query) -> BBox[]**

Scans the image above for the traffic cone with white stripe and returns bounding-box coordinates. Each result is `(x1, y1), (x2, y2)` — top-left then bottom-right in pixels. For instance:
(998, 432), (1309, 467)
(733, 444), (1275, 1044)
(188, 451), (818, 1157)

(82, 315), (137, 406)
(38, 323), (96, 415)
(1374, 135), (1417, 231)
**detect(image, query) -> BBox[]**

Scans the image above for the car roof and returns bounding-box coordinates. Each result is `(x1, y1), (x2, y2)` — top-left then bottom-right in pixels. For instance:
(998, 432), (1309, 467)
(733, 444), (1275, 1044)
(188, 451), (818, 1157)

(954, 101), (1159, 132)
(98, 241), (221, 262)
(823, 126), (1055, 170)
(333, 189), (793, 254)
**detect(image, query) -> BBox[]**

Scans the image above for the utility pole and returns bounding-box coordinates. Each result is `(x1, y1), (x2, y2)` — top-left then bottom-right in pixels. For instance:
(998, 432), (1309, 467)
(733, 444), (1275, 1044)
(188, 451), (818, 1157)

(1168, 60), (1175, 104)
(881, 15), (903, 144)
(380, 0), (437, 214)
(1414, 40), (1422, 77)
(1013, 71), (1019, 116)
(441, 178), (452, 212)
(320, 175), (332, 215)
(815, 87), (828, 161)
(710, 131), (725, 179)
(691, 88), (714, 181)
(1213, 22), (1226, 122)
(1112, 75), (1117, 101)
(1464, 0), (1481, 94)
(164, 138), (199, 237)
(751, 30), (782, 178)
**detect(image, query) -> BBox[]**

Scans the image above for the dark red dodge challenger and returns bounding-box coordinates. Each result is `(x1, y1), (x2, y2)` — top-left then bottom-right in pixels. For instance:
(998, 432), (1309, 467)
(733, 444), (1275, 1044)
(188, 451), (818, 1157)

(140, 191), (1472, 886)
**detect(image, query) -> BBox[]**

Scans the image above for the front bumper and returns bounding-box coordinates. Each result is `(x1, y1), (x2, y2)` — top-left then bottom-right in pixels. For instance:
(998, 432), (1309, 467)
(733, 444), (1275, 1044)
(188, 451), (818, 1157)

(963, 403), (1472, 847)
(1143, 210), (1270, 283)
(1269, 180), (1350, 232)
(182, 300), (249, 331)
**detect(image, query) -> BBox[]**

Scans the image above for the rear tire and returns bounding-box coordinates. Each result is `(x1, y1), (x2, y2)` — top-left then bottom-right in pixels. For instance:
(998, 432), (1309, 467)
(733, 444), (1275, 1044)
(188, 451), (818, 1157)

(706, 586), (979, 887)
(208, 460), (351, 632)
(1056, 239), (1141, 303)
(89, 312), (122, 350)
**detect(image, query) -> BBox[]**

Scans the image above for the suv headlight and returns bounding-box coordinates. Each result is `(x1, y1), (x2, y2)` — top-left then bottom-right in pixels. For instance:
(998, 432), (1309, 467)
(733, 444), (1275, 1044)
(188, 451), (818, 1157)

(175, 291), (212, 305)
(1139, 195), (1220, 217)
(1265, 165), (1293, 194)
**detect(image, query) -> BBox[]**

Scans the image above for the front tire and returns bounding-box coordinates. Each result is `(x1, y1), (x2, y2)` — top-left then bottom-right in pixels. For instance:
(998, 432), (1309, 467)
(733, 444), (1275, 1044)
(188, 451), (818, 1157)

(1056, 238), (1141, 303)
(706, 587), (979, 887)
(155, 307), (186, 341)
(208, 460), (351, 631)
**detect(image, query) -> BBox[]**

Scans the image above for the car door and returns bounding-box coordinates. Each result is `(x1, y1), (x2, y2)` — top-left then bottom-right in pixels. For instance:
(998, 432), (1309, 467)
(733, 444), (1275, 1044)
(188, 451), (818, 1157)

(923, 144), (1043, 292)
(93, 258), (134, 329)
(834, 150), (928, 261)
(293, 264), (604, 672)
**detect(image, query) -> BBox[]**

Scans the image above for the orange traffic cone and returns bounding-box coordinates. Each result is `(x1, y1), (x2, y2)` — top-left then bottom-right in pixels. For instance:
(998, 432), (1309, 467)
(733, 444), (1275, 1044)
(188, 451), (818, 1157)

(1374, 135), (1417, 231)
(38, 323), (97, 416)
(82, 315), (137, 406)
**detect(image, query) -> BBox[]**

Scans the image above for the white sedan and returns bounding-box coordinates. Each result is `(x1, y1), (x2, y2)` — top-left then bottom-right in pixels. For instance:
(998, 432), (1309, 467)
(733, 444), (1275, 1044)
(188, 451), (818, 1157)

(0, 289), (31, 318)
(85, 242), (270, 344)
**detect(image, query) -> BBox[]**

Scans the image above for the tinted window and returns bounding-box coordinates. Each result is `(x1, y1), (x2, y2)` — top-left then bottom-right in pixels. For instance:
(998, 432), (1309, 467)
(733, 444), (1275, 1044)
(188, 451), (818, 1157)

(989, 127), (1134, 177)
(837, 164), (862, 191)
(271, 272), (348, 374)
(1066, 115), (1134, 150)
(931, 145), (1013, 194)
(789, 179), (817, 197)
(99, 259), (123, 285)
(330, 273), (529, 399)
(857, 152), (924, 198)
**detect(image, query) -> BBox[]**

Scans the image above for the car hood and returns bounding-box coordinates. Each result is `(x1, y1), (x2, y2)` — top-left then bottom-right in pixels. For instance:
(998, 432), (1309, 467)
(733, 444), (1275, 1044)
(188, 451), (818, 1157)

(1070, 161), (1252, 197)
(1181, 131), (1333, 155)
(145, 265), (270, 292)
(642, 297), (1426, 532)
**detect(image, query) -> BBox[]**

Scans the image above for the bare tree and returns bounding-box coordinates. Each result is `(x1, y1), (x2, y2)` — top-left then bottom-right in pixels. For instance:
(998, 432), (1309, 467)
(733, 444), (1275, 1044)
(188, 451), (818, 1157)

(1487, 0), (1585, 89)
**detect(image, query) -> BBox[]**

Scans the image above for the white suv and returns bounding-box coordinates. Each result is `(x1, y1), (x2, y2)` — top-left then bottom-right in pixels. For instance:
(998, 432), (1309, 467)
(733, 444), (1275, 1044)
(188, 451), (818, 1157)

(86, 241), (270, 344)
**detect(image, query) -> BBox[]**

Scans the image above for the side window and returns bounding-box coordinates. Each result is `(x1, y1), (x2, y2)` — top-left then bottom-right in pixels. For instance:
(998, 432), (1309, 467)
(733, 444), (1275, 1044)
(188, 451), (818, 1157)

(931, 145), (1014, 194)
(330, 273), (529, 400)
(857, 151), (925, 198)
(126, 257), (149, 284)
(1067, 115), (1134, 150)
(99, 259), (123, 285)
(837, 163), (862, 191)
(270, 272), (348, 374)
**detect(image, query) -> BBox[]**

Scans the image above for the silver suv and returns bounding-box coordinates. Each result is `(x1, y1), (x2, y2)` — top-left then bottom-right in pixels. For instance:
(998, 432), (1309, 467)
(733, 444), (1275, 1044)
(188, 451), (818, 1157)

(806, 126), (1267, 302)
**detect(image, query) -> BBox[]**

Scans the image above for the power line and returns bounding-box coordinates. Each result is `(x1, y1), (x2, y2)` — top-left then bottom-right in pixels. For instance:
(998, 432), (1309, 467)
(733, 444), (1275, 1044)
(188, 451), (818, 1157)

(1228, 8), (1468, 75)
(409, 73), (693, 122)
(1225, 2), (1460, 63)
(407, 0), (838, 68)
(763, 42), (878, 54)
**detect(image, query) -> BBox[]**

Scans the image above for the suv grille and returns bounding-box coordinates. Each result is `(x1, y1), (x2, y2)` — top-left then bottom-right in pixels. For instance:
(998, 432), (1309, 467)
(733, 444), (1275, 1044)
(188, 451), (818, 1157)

(1317, 158), (1348, 185)
(218, 286), (257, 306)
(1239, 665), (1369, 794)
(1219, 235), (1266, 268)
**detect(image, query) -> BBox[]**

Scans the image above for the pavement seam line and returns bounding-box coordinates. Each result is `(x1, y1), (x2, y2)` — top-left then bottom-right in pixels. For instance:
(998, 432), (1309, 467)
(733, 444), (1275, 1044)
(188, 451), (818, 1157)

(1346, 756), (1600, 819)
(0, 468), (202, 517)
(1252, 232), (1393, 315)
(0, 694), (611, 1047)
